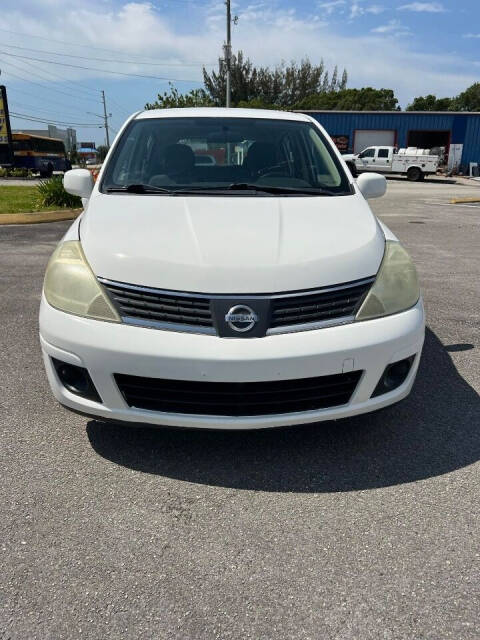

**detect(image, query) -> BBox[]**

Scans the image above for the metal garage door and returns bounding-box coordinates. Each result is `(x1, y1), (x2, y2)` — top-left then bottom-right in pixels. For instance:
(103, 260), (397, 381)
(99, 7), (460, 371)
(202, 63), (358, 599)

(354, 130), (396, 154)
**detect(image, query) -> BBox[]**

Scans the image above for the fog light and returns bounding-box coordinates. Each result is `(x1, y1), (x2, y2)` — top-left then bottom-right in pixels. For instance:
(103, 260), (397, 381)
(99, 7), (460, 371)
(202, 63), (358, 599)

(371, 356), (415, 398)
(52, 358), (102, 402)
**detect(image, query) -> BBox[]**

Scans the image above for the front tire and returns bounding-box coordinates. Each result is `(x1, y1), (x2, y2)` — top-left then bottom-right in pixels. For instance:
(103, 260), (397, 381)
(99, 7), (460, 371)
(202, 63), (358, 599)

(407, 167), (422, 182)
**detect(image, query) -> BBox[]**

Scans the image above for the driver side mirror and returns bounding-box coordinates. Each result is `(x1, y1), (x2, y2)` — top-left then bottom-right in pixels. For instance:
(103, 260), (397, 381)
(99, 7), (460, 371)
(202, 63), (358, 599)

(63, 169), (94, 199)
(357, 173), (387, 199)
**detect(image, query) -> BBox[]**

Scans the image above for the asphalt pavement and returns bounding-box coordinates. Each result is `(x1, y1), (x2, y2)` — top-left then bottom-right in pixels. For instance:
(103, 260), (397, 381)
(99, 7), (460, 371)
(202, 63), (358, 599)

(1, 180), (479, 639)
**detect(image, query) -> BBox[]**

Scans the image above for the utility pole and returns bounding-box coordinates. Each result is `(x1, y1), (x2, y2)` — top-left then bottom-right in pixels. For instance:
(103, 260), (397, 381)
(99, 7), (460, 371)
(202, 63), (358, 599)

(101, 90), (110, 148)
(224, 0), (232, 108)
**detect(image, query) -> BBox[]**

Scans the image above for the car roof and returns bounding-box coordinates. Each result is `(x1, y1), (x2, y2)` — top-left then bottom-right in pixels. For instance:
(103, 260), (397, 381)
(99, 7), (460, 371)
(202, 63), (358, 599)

(135, 107), (312, 123)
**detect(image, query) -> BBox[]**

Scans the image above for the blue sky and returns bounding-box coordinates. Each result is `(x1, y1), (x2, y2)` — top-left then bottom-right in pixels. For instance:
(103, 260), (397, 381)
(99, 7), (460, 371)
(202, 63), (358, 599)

(0, 0), (478, 144)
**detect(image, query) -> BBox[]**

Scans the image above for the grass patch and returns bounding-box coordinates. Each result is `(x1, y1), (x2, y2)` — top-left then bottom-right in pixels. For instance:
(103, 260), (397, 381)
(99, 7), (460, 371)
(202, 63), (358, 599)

(0, 185), (77, 214)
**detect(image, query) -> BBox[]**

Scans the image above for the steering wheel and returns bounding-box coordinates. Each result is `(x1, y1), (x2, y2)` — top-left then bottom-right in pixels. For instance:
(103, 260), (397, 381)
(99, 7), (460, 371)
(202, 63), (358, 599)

(257, 160), (289, 178)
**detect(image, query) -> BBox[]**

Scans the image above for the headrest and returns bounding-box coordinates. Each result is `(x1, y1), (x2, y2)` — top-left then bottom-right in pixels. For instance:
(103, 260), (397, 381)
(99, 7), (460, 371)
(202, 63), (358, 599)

(164, 143), (195, 174)
(243, 142), (277, 174)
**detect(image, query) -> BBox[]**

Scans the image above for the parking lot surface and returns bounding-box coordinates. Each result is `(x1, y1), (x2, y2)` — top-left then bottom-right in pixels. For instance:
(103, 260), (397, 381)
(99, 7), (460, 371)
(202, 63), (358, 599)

(1, 180), (479, 639)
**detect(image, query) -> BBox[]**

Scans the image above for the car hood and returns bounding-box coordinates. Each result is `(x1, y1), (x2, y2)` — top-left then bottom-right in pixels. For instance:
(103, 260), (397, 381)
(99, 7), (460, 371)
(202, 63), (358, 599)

(80, 192), (385, 293)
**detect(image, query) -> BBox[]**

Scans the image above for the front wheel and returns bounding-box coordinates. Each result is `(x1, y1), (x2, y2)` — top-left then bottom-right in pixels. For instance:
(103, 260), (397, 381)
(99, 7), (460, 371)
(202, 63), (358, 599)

(407, 167), (422, 182)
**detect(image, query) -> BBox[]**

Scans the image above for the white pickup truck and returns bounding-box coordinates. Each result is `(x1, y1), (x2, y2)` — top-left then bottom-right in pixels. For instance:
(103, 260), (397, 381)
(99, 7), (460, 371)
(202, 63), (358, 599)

(343, 146), (440, 181)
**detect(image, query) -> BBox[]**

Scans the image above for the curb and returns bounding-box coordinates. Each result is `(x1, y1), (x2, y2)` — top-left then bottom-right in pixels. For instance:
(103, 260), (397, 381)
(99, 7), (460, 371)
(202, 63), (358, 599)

(0, 209), (82, 225)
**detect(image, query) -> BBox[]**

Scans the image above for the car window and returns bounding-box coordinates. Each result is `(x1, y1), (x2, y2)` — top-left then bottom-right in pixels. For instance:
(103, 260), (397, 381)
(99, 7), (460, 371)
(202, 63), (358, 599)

(377, 149), (390, 158)
(101, 117), (352, 195)
(359, 148), (375, 158)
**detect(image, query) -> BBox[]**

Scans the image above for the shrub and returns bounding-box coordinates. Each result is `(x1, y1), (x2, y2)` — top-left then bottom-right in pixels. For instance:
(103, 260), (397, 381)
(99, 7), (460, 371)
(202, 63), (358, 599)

(10, 167), (31, 178)
(36, 177), (82, 209)
(0, 167), (35, 178)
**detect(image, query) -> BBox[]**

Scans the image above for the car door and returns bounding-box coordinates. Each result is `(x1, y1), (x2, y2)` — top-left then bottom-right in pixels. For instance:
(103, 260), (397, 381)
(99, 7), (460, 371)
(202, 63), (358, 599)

(375, 148), (391, 172)
(357, 147), (375, 171)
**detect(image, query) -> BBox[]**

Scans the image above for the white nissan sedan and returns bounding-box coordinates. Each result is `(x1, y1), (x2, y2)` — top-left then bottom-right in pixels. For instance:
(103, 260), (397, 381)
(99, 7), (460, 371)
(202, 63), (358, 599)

(39, 108), (424, 430)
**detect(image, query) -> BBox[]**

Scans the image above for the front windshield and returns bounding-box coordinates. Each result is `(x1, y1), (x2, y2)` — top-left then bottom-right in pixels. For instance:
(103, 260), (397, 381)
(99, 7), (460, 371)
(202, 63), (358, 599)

(101, 116), (352, 195)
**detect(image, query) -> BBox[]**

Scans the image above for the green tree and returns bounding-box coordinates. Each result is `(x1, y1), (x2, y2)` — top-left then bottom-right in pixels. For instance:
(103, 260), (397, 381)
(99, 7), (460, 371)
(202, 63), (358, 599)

(295, 87), (399, 111)
(202, 52), (348, 107)
(146, 52), (348, 111)
(407, 83), (480, 112)
(145, 83), (213, 110)
(406, 94), (455, 111)
(96, 145), (109, 162)
(456, 82), (480, 111)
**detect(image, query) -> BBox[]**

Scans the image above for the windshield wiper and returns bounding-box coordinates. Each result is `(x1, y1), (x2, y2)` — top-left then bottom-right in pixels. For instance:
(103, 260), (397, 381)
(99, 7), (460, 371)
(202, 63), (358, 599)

(105, 184), (174, 194)
(105, 183), (340, 196)
(226, 183), (338, 196)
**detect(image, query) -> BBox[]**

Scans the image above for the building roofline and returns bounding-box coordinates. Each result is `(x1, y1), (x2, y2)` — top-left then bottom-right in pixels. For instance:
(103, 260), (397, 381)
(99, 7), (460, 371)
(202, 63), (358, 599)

(296, 110), (480, 116)
(12, 131), (64, 142)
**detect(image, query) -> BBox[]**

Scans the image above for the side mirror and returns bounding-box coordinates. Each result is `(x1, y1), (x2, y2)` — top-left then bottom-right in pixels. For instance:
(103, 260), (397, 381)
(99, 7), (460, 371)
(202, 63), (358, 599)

(357, 172), (387, 199)
(63, 169), (94, 199)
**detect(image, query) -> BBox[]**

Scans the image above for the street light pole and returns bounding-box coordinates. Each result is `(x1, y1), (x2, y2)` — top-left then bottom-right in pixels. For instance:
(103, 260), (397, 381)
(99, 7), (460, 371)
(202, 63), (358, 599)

(224, 0), (232, 108)
(101, 90), (110, 147)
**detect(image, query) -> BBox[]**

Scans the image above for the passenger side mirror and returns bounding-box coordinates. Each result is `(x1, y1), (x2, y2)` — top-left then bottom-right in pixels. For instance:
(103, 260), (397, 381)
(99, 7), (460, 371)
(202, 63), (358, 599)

(356, 172), (387, 199)
(63, 169), (94, 199)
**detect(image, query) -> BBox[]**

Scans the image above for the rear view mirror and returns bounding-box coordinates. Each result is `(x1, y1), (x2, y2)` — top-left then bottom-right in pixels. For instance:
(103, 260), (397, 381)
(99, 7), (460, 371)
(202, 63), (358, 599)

(63, 169), (94, 199)
(357, 173), (387, 199)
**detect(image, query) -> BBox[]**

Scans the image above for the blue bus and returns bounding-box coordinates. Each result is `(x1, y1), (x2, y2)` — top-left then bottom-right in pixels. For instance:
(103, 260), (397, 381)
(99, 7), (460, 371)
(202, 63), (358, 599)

(13, 133), (70, 177)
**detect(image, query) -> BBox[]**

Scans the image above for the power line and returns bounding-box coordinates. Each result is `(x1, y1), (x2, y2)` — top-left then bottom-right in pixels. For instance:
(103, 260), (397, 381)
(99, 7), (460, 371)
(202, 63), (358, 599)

(4, 55), (100, 100)
(5, 72), (127, 135)
(0, 60), (101, 103)
(0, 25), (212, 58)
(1, 42), (214, 68)
(10, 111), (103, 128)
(0, 50), (203, 83)
(10, 101), (94, 121)
(107, 95), (132, 117)
(5, 85), (103, 118)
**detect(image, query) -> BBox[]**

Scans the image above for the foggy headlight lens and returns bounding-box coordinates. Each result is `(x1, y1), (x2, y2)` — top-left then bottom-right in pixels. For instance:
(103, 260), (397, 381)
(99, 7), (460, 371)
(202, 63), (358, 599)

(43, 241), (120, 322)
(356, 241), (420, 321)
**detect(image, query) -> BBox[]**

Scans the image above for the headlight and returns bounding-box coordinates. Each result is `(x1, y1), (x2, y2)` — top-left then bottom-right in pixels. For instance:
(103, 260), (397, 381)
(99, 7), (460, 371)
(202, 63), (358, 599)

(43, 240), (121, 322)
(356, 241), (420, 321)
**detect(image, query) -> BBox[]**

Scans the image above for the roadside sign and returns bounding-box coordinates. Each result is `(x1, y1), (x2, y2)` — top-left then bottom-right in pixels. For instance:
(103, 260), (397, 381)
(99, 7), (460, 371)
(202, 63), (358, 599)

(0, 85), (14, 167)
(331, 135), (350, 153)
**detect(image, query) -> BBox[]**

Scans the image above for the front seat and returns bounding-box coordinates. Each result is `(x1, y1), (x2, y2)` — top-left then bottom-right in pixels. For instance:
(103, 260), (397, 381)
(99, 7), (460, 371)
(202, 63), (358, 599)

(243, 142), (278, 177)
(150, 143), (195, 185)
(164, 143), (195, 182)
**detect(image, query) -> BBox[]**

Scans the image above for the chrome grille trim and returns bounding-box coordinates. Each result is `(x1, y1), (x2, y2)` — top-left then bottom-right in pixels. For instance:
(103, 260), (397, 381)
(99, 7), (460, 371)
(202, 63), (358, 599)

(98, 276), (375, 301)
(98, 276), (375, 336)
(266, 314), (356, 335)
(122, 316), (216, 335)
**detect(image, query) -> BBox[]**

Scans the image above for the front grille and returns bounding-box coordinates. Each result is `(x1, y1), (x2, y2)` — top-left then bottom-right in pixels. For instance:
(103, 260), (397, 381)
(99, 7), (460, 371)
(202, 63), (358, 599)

(114, 371), (363, 416)
(101, 281), (214, 332)
(99, 277), (374, 336)
(270, 280), (372, 330)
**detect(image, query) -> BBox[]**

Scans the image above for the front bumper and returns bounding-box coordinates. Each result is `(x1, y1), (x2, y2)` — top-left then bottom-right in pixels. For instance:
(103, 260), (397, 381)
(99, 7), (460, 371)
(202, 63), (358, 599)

(39, 297), (425, 430)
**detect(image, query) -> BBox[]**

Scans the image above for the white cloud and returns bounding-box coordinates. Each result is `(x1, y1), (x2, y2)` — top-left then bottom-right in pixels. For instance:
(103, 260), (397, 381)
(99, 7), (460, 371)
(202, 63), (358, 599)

(463, 33), (480, 39)
(366, 6), (386, 15)
(349, 2), (363, 18)
(371, 19), (410, 36)
(349, 1), (385, 19)
(317, 0), (345, 16)
(398, 2), (446, 12)
(0, 0), (476, 110)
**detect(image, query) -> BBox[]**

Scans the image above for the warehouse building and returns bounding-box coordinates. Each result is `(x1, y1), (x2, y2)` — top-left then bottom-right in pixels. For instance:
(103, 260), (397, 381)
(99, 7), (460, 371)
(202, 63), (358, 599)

(301, 111), (480, 174)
